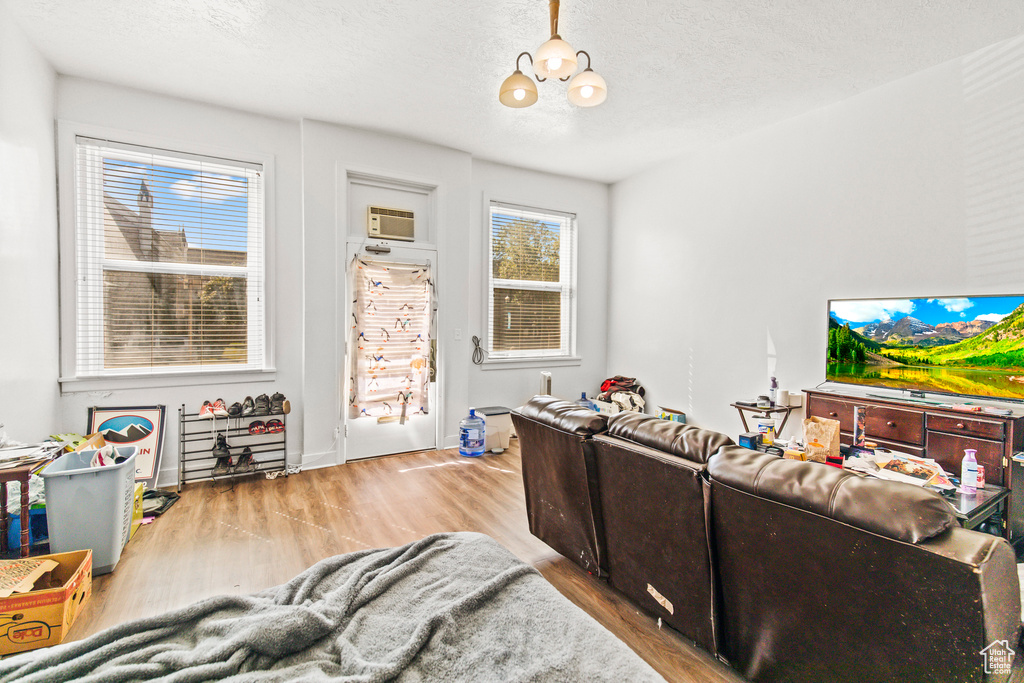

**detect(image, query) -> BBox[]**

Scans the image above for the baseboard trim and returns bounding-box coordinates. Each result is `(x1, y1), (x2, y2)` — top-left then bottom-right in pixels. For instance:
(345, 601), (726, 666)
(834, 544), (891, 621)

(301, 451), (339, 469)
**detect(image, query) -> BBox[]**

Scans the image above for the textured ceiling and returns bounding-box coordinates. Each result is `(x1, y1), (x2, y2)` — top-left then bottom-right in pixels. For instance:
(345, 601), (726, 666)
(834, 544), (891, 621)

(7, 1), (1024, 183)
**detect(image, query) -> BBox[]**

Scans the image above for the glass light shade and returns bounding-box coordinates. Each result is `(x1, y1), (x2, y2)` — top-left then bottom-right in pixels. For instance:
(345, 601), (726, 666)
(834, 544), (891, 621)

(534, 37), (577, 79)
(567, 68), (607, 107)
(499, 70), (538, 108)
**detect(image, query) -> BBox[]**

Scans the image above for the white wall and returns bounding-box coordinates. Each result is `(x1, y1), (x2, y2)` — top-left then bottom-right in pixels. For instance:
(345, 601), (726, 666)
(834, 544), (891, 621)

(468, 160), (610, 410)
(300, 120), (474, 464)
(0, 13), (59, 442)
(608, 34), (1024, 440)
(3, 53), (615, 474)
(54, 78), (304, 484)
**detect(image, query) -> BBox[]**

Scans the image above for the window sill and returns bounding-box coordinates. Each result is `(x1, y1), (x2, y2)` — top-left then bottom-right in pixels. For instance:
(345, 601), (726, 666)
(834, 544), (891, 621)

(59, 367), (277, 393)
(479, 356), (582, 371)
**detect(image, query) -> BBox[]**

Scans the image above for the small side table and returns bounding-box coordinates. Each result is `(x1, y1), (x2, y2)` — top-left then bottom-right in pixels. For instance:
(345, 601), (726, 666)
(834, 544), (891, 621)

(730, 402), (798, 435)
(941, 485), (1010, 532)
(0, 461), (36, 558)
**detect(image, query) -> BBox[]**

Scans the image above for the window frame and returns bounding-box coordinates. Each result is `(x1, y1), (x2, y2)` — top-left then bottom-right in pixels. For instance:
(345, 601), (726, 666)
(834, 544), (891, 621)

(57, 122), (276, 390)
(483, 199), (580, 368)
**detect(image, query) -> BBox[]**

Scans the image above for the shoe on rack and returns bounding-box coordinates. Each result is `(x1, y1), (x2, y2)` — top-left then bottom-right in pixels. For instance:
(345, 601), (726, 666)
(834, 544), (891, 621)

(253, 394), (271, 416)
(266, 419), (284, 434)
(212, 434), (232, 475)
(212, 398), (229, 417)
(227, 401), (243, 418)
(241, 396), (256, 417)
(199, 400), (216, 419)
(270, 392), (291, 415)
(236, 446), (255, 473)
(248, 420), (267, 436)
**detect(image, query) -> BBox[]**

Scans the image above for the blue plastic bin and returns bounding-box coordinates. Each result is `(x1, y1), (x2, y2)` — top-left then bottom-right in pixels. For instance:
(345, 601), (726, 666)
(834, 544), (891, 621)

(6, 507), (48, 548)
(40, 447), (137, 574)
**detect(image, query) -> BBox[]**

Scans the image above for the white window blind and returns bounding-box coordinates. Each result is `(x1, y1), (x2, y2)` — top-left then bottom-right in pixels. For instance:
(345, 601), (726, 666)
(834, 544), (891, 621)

(487, 201), (577, 359)
(73, 136), (266, 377)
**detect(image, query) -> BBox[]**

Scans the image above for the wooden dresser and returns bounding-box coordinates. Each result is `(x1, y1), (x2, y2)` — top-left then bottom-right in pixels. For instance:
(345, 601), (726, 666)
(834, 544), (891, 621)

(804, 388), (1024, 544)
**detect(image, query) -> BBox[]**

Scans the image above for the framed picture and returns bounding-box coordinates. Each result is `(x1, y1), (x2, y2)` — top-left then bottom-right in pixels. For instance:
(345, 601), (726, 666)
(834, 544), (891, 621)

(87, 405), (166, 490)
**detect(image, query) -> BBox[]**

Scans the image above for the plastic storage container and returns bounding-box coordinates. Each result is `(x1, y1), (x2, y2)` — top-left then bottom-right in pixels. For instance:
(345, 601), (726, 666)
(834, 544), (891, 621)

(7, 507), (48, 549)
(459, 410), (486, 457)
(475, 406), (514, 454)
(40, 447), (137, 575)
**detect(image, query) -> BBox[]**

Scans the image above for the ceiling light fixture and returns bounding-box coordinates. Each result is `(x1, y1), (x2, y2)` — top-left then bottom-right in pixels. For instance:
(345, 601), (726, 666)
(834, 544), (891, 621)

(499, 0), (606, 109)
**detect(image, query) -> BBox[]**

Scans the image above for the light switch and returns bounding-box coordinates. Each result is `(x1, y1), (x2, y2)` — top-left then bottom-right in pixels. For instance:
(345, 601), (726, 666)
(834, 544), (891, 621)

(454, 328), (463, 341)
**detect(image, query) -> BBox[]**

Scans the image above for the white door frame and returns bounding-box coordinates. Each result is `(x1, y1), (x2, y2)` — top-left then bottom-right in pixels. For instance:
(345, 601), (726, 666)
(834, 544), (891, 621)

(342, 243), (439, 460)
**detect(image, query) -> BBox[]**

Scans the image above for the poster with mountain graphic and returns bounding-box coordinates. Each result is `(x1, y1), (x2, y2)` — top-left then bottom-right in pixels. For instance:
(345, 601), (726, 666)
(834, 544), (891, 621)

(87, 406), (166, 489)
(827, 296), (1024, 400)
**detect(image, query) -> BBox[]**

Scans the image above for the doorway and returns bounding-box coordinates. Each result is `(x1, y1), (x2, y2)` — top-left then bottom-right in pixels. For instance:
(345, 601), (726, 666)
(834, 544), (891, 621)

(344, 244), (438, 460)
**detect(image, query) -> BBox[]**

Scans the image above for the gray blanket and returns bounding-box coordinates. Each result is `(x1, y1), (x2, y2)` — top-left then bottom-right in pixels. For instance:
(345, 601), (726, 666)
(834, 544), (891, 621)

(0, 532), (665, 682)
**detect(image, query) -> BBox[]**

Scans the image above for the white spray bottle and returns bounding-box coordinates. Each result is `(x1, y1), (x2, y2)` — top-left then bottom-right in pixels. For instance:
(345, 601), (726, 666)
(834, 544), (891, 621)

(961, 449), (978, 494)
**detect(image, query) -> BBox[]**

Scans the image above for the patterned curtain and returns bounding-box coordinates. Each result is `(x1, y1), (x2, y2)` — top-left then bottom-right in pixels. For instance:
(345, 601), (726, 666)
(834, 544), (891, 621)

(349, 257), (432, 421)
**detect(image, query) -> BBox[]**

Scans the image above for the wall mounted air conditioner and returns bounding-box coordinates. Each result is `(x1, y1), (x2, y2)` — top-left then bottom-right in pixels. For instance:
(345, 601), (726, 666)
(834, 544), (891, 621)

(367, 206), (415, 241)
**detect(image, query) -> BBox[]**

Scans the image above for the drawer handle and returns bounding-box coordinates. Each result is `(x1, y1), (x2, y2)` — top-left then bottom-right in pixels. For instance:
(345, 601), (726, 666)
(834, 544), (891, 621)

(829, 412), (838, 417)
(887, 421), (896, 427)
(956, 422), (965, 429)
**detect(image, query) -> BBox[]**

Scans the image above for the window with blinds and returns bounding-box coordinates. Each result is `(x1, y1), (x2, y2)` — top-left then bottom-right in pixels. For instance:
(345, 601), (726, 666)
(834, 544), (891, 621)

(487, 201), (577, 359)
(72, 136), (265, 376)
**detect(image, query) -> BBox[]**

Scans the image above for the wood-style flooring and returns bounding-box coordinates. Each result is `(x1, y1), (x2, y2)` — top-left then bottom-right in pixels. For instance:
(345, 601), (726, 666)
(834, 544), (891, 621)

(66, 441), (742, 683)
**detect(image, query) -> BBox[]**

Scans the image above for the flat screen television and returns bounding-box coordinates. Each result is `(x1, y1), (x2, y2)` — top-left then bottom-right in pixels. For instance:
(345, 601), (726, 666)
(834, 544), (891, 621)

(826, 295), (1024, 402)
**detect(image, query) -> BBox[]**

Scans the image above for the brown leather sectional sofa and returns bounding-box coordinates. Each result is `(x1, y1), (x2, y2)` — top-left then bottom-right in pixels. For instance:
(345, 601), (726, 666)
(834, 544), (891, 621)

(512, 396), (1022, 683)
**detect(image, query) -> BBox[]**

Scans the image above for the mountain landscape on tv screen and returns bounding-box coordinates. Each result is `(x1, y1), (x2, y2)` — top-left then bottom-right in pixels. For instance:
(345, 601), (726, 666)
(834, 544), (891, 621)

(826, 296), (1024, 399)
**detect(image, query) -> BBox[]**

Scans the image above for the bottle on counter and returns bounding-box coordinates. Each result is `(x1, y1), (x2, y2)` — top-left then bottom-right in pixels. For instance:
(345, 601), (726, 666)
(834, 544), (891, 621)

(961, 448), (978, 493)
(769, 377), (778, 406)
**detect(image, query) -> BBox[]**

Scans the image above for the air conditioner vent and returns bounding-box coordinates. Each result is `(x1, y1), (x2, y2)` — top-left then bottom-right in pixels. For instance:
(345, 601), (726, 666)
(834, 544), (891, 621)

(367, 206), (415, 241)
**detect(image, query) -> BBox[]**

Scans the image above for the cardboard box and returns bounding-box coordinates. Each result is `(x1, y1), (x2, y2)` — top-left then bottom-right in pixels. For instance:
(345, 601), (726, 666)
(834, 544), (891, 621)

(0, 549), (92, 655)
(129, 483), (145, 541)
(657, 407), (687, 424)
(591, 399), (621, 416)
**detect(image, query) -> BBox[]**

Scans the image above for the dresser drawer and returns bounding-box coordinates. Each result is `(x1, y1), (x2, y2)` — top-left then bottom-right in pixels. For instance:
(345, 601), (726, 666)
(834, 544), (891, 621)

(806, 395), (854, 432)
(926, 431), (1004, 484)
(926, 413), (1005, 441)
(840, 432), (926, 458)
(864, 405), (924, 445)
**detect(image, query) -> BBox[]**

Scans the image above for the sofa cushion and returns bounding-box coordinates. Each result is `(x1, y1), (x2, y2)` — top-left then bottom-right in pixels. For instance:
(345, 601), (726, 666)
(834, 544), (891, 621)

(708, 446), (956, 544)
(606, 412), (734, 464)
(516, 396), (608, 436)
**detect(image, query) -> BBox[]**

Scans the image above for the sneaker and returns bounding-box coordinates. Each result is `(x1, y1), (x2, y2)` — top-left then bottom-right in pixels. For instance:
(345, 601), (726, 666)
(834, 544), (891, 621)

(212, 399), (229, 417)
(266, 419), (284, 434)
(199, 400), (216, 418)
(241, 396), (256, 417)
(248, 420), (266, 436)
(236, 446), (255, 473)
(270, 393), (291, 415)
(212, 434), (232, 475)
(227, 401), (243, 418)
(253, 394), (271, 416)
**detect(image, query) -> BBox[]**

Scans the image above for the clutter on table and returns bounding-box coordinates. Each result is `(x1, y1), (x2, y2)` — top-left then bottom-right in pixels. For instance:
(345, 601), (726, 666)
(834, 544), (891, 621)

(740, 415), (966, 493)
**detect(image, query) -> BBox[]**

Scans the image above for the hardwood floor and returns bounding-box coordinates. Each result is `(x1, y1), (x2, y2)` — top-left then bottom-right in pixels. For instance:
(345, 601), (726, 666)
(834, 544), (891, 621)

(66, 441), (742, 683)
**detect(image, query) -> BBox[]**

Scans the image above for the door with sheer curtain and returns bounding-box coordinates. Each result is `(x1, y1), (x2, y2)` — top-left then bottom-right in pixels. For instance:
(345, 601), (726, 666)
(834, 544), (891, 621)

(344, 247), (437, 460)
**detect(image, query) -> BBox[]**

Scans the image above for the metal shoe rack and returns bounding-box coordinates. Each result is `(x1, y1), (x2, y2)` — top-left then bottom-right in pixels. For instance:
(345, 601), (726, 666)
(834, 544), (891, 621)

(177, 404), (288, 492)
